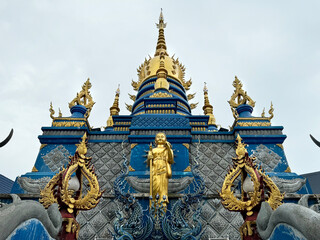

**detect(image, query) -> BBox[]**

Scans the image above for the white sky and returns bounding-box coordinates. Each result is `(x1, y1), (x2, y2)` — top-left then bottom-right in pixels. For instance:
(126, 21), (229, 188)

(1, 0), (320, 180)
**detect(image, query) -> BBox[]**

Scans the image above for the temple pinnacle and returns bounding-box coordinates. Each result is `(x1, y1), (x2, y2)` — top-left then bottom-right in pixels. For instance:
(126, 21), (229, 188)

(203, 82), (216, 126)
(155, 9), (168, 57)
(107, 85), (120, 127)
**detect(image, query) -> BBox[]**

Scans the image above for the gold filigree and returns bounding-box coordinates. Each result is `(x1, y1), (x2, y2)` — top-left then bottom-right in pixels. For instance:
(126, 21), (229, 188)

(183, 166), (191, 172)
(68, 78), (95, 119)
(40, 133), (102, 214)
(52, 121), (87, 128)
(150, 92), (173, 98)
(236, 122), (271, 127)
(228, 76), (255, 117)
(257, 168), (283, 210)
(40, 169), (62, 208)
(220, 135), (283, 218)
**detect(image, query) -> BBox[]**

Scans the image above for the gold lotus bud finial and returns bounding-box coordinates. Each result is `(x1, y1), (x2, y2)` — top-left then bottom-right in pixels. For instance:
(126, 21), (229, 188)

(107, 85), (121, 127)
(228, 76), (255, 118)
(202, 82), (216, 126)
(69, 78), (95, 119)
(235, 134), (247, 159)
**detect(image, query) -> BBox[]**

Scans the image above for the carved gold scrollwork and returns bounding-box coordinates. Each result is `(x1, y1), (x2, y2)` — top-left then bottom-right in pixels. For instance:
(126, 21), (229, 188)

(68, 78), (95, 119)
(220, 163), (261, 215)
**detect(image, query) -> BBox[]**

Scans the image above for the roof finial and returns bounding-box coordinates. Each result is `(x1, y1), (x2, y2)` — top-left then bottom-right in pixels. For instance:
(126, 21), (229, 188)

(155, 9), (168, 57)
(203, 82), (216, 126)
(107, 85), (121, 127)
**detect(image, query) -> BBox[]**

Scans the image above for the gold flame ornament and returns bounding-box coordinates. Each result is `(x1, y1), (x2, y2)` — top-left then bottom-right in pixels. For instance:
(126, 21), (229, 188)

(40, 133), (102, 238)
(220, 135), (283, 239)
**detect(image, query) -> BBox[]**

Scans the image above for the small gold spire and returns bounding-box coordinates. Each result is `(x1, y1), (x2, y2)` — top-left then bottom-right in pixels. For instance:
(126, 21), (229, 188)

(203, 82), (216, 125)
(107, 85), (120, 127)
(69, 78), (95, 119)
(154, 9), (168, 57)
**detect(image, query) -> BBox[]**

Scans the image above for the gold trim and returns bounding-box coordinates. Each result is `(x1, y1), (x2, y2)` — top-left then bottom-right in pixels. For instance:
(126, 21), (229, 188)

(131, 143), (138, 149)
(183, 166), (191, 172)
(129, 166), (136, 172)
(150, 92), (172, 98)
(52, 121), (87, 127)
(276, 144), (284, 150)
(40, 144), (47, 150)
(182, 143), (189, 150)
(236, 122), (271, 127)
(32, 166), (38, 172)
(284, 166), (291, 173)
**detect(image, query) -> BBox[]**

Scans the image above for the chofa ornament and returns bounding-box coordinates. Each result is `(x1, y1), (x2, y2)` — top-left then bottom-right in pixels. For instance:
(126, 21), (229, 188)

(220, 135), (283, 239)
(40, 133), (102, 239)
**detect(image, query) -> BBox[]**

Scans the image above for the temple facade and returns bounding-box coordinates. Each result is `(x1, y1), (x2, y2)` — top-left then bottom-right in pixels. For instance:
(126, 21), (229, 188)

(9, 12), (313, 240)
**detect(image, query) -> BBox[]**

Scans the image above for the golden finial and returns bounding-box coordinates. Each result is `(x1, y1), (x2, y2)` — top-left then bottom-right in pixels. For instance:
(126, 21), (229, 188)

(261, 108), (265, 117)
(202, 82), (216, 126)
(128, 93), (136, 101)
(125, 103), (132, 112)
(235, 134), (247, 159)
(190, 103), (198, 110)
(49, 102), (55, 119)
(69, 78), (95, 119)
(228, 76), (255, 118)
(187, 93), (196, 101)
(268, 102), (274, 120)
(154, 9), (168, 57)
(107, 85), (121, 127)
(58, 108), (62, 117)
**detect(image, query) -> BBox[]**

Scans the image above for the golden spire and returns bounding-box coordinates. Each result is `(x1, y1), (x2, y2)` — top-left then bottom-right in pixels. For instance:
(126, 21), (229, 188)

(107, 85), (120, 127)
(203, 83), (216, 126)
(154, 9), (168, 57)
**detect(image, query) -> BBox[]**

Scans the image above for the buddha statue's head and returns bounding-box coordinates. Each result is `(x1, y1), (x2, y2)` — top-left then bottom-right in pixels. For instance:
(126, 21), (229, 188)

(155, 132), (166, 145)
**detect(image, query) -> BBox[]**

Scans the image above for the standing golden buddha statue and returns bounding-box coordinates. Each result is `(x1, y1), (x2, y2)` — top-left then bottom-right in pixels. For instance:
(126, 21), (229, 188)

(147, 132), (174, 208)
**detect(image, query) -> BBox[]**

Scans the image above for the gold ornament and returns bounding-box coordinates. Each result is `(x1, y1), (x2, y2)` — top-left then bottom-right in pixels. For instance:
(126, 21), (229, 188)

(228, 76), (255, 118)
(68, 78), (95, 119)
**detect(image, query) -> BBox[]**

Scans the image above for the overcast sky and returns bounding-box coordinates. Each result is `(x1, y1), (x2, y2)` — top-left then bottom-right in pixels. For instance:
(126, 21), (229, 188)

(1, 0), (320, 180)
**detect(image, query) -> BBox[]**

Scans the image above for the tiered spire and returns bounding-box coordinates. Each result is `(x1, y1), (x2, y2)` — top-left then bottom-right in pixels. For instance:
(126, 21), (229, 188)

(154, 9), (168, 57)
(107, 85), (120, 127)
(202, 83), (216, 126)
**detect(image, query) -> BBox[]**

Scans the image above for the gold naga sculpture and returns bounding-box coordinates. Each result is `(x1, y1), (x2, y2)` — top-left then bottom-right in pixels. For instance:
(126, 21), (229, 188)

(40, 133), (102, 239)
(147, 132), (174, 208)
(220, 135), (283, 239)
